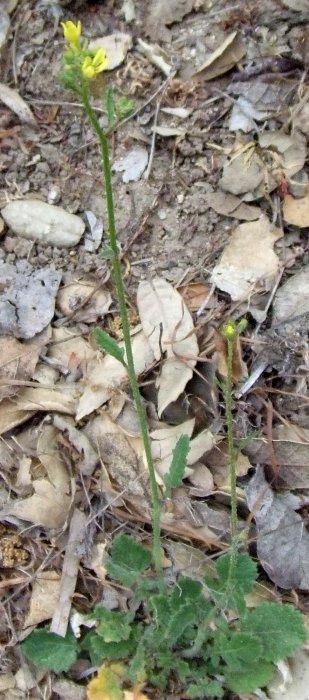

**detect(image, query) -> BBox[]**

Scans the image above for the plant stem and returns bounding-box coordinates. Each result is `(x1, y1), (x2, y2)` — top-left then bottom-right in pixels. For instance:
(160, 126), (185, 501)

(225, 334), (238, 581)
(82, 86), (163, 576)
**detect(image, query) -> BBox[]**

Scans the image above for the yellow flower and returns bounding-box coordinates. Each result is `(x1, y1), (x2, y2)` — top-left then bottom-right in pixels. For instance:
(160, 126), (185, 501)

(82, 48), (108, 79)
(223, 321), (237, 341)
(61, 20), (82, 49)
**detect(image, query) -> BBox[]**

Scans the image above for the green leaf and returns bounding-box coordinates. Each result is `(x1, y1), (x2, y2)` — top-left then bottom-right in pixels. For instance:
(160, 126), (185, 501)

(216, 553), (257, 594)
(127, 642), (146, 684)
(91, 607), (132, 643)
(187, 680), (224, 698)
(149, 594), (171, 627)
(241, 602), (307, 662)
(107, 535), (152, 586)
(94, 328), (125, 365)
(216, 632), (263, 667)
(164, 435), (190, 497)
(22, 629), (78, 672)
(225, 661), (274, 694)
(115, 95), (135, 121)
(167, 603), (197, 645)
(81, 629), (138, 665)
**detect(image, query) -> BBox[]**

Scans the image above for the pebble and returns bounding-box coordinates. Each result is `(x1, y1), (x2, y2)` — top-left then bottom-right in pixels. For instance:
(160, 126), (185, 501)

(1, 199), (85, 248)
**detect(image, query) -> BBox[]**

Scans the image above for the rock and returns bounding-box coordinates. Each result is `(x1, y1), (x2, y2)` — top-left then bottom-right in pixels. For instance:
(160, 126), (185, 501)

(1, 200), (85, 247)
(0, 260), (61, 339)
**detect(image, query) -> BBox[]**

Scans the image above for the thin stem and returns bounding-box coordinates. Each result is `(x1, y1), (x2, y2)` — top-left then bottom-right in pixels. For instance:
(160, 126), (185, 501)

(225, 334), (238, 582)
(81, 85), (163, 576)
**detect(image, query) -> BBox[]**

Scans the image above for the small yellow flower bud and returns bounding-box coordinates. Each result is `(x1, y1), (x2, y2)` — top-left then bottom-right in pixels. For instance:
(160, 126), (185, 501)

(61, 20), (82, 49)
(223, 321), (237, 341)
(81, 48), (108, 79)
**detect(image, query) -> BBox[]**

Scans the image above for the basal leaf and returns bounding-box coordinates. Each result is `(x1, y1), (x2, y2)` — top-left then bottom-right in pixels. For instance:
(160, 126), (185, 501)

(94, 328), (125, 365)
(187, 680), (224, 698)
(225, 661), (274, 694)
(107, 535), (152, 586)
(216, 631), (263, 667)
(164, 434), (190, 497)
(216, 553), (257, 594)
(241, 602), (307, 662)
(81, 629), (138, 665)
(91, 607), (132, 643)
(22, 628), (78, 672)
(167, 603), (197, 645)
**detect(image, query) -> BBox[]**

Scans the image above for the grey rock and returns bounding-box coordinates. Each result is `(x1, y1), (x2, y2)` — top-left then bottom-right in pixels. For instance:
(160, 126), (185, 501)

(1, 199), (85, 248)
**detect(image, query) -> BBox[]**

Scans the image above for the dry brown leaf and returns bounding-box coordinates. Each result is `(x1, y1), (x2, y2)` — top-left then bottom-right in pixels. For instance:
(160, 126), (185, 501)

(56, 279), (112, 323)
(0, 399), (34, 435)
(0, 329), (50, 401)
(37, 424), (70, 490)
(259, 130), (306, 179)
(178, 282), (213, 312)
(150, 419), (215, 479)
(2, 478), (71, 528)
(214, 330), (248, 382)
(23, 571), (61, 628)
(211, 215), (283, 300)
(53, 679), (86, 700)
(89, 33), (132, 70)
(205, 441), (251, 488)
(48, 327), (96, 371)
(16, 385), (78, 414)
(53, 415), (98, 476)
(165, 540), (216, 580)
(195, 31), (246, 81)
(187, 463), (214, 495)
(0, 82), (36, 124)
(77, 330), (154, 420)
(206, 191), (260, 221)
(272, 266), (309, 325)
(283, 190), (309, 227)
(137, 277), (198, 416)
(145, 0), (203, 40)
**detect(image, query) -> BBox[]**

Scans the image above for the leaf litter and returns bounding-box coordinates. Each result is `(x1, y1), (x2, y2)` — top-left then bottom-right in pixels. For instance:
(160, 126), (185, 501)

(1, 0), (309, 695)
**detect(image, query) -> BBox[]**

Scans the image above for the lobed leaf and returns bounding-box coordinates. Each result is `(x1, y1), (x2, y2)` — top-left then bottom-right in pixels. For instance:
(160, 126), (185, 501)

(22, 629), (78, 672)
(241, 602), (307, 662)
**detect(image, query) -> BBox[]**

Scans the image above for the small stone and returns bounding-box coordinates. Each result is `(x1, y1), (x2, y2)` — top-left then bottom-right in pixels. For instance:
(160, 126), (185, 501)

(1, 199), (85, 248)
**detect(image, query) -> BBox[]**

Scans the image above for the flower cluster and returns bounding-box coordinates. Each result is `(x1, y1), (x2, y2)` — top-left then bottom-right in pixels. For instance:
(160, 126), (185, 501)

(60, 20), (108, 89)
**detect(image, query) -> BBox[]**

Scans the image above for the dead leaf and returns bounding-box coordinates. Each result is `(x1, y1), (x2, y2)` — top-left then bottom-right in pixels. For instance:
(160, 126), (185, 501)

(15, 385), (77, 415)
(53, 415), (98, 476)
(268, 649), (309, 700)
(214, 329), (248, 382)
(178, 282), (213, 311)
(23, 571), (61, 628)
(206, 191), (260, 221)
(145, 0), (203, 40)
(150, 419), (215, 479)
(229, 96), (271, 132)
(37, 424), (70, 490)
(89, 33), (132, 70)
(0, 83), (36, 124)
(137, 277), (198, 416)
(48, 327), (96, 371)
(53, 679), (86, 700)
(0, 329), (50, 401)
(211, 215), (283, 300)
(165, 540), (216, 580)
(153, 125), (186, 137)
(252, 424), (309, 489)
(195, 32), (246, 81)
(259, 130), (306, 179)
(272, 265), (309, 325)
(57, 279), (112, 323)
(245, 466), (309, 589)
(205, 441), (251, 488)
(220, 145), (264, 198)
(283, 190), (309, 227)
(2, 478), (71, 528)
(293, 101), (309, 136)
(77, 330), (154, 420)
(187, 463), (214, 495)
(0, 399), (34, 435)
(137, 39), (172, 76)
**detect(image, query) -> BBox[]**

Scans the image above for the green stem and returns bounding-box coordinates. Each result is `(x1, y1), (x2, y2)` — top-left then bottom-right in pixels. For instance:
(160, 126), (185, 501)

(81, 85), (163, 577)
(225, 335), (238, 582)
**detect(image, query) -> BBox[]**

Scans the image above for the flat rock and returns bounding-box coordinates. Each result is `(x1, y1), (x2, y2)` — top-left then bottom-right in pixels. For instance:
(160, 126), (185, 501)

(1, 199), (85, 247)
(0, 260), (61, 339)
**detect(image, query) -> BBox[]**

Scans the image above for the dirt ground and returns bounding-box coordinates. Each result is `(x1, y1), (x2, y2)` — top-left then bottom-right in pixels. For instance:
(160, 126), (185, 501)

(0, 0), (308, 697)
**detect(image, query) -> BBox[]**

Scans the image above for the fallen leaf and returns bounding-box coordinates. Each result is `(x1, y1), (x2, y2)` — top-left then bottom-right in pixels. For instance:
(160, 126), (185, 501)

(272, 265), (309, 325)
(0, 674), (15, 692)
(211, 215), (283, 301)
(0, 400), (34, 435)
(205, 441), (251, 488)
(0, 83), (36, 124)
(293, 101), (309, 136)
(77, 330), (155, 420)
(0, 329), (50, 400)
(220, 146), (264, 198)
(283, 190), (309, 227)
(161, 106), (191, 118)
(53, 679), (87, 700)
(53, 415), (98, 476)
(89, 33), (132, 70)
(214, 329), (248, 382)
(113, 146), (148, 183)
(206, 191), (260, 221)
(48, 327), (96, 371)
(23, 571), (61, 628)
(195, 32), (246, 81)
(0, 9), (10, 52)
(153, 125), (186, 137)
(137, 277), (198, 416)
(15, 385), (77, 415)
(145, 0), (203, 40)
(2, 478), (71, 528)
(0, 260), (61, 339)
(268, 649), (309, 700)
(245, 466), (309, 589)
(37, 424), (70, 490)
(187, 462), (214, 495)
(178, 282), (213, 311)
(259, 130), (306, 179)
(251, 424), (309, 489)
(57, 279), (112, 323)
(150, 419), (215, 479)
(165, 540), (216, 580)
(229, 96), (271, 132)
(137, 38), (172, 76)
(87, 663), (124, 700)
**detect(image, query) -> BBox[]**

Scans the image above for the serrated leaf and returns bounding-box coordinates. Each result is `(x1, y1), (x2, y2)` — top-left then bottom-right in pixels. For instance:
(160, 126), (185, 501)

(187, 680), (224, 698)
(216, 632), (263, 667)
(216, 553), (257, 594)
(241, 602), (307, 662)
(81, 630), (138, 665)
(164, 434), (190, 497)
(225, 660), (274, 694)
(107, 535), (152, 586)
(149, 594), (171, 627)
(87, 664), (124, 700)
(94, 328), (125, 365)
(167, 603), (197, 645)
(170, 577), (203, 609)
(22, 629), (78, 672)
(92, 607), (132, 643)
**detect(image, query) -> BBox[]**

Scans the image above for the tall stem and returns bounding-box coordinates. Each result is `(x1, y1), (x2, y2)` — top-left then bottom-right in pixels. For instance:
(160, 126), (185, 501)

(82, 86), (162, 576)
(224, 334), (238, 581)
